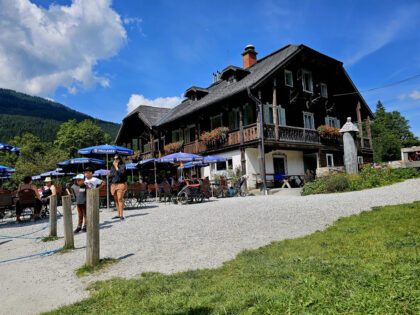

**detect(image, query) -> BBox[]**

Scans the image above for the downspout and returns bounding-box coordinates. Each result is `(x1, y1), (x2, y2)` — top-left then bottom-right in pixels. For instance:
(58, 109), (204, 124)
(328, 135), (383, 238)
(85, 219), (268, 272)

(247, 87), (267, 195)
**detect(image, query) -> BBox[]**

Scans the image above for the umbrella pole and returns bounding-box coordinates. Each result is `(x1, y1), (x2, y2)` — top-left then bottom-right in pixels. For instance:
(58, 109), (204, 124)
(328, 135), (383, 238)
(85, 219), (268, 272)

(154, 159), (158, 201)
(106, 154), (110, 210)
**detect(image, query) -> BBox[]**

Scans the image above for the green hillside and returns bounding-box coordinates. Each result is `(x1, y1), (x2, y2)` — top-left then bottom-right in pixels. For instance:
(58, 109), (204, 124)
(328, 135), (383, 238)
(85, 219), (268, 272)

(0, 88), (120, 142)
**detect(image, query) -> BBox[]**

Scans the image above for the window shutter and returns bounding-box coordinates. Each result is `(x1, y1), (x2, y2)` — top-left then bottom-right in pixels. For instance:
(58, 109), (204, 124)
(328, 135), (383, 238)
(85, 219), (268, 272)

(279, 107), (286, 126)
(228, 112), (234, 130)
(336, 119), (341, 128)
(325, 116), (329, 126)
(179, 129), (184, 142)
(263, 104), (271, 124)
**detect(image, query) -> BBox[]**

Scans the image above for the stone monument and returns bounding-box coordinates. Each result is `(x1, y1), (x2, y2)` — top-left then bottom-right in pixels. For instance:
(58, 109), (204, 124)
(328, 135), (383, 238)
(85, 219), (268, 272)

(340, 117), (359, 174)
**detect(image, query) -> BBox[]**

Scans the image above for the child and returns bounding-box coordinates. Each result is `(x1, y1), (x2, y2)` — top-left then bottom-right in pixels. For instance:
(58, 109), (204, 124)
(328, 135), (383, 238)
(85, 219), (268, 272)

(84, 166), (104, 189)
(72, 174), (87, 233)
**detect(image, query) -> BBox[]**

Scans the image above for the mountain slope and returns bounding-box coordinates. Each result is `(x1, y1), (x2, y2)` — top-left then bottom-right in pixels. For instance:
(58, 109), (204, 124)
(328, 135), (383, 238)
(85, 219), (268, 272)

(0, 88), (120, 142)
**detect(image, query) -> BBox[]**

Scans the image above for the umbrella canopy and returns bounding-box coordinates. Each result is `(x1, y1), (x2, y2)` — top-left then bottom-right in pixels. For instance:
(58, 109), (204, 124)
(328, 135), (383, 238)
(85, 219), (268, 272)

(178, 162), (209, 169)
(93, 169), (108, 177)
(126, 163), (138, 170)
(32, 175), (41, 181)
(78, 144), (134, 156)
(39, 168), (74, 178)
(0, 143), (20, 155)
(203, 156), (227, 163)
(57, 158), (105, 172)
(0, 165), (16, 174)
(159, 152), (203, 163)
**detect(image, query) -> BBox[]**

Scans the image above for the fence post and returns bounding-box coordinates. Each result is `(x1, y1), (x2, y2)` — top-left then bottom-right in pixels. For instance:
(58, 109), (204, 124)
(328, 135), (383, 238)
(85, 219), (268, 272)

(62, 195), (74, 248)
(86, 188), (100, 266)
(49, 195), (57, 237)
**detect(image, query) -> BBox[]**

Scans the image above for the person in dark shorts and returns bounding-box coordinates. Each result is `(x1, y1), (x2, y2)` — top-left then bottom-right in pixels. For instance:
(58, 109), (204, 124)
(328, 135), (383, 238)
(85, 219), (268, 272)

(72, 174), (87, 233)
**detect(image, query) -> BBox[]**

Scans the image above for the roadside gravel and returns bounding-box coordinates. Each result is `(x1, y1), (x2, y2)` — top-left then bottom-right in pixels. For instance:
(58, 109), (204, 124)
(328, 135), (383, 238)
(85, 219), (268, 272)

(1, 178), (419, 315)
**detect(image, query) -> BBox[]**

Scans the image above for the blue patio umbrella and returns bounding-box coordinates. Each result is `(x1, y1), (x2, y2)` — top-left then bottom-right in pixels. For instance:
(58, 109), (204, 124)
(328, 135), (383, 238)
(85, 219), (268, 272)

(57, 158), (105, 173)
(93, 169), (108, 177)
(203, 156), (227, 163)
(159, 152), (203, 163)
(32, 175), (41, 181)
(178, 162), (209, 169)
(78, 144), (134, 209)
(0, 143), (20, 155)
(0, 165), (16, 174)
(139, 158), (174, 200)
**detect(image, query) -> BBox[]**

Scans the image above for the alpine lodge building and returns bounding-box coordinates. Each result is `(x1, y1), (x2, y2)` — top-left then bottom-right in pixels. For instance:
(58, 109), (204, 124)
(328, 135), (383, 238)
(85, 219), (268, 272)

(115, 44), (374, 189)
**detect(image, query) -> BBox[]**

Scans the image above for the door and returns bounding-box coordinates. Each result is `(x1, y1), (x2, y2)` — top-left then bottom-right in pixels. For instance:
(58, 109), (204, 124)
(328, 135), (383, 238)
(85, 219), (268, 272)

(273, 157), (286, 174)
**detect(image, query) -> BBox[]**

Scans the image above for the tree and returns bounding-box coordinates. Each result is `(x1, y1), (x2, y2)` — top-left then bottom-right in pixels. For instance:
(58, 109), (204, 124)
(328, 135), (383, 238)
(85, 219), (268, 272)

(370, 101), (420, 162)
(55, 120), (112, 157)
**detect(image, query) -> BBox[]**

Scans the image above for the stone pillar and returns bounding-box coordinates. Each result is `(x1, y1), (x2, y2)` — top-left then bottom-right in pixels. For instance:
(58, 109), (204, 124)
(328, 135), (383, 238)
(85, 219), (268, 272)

(340, 117), (359, 174)
(272, 78), (279, 140)
(356, 102), (364, 148)
(366, 116), (373, 149)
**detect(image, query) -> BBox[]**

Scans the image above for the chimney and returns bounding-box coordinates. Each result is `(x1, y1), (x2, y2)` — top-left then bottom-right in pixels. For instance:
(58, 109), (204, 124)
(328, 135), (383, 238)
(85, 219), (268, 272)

(241, 45), (258, 69)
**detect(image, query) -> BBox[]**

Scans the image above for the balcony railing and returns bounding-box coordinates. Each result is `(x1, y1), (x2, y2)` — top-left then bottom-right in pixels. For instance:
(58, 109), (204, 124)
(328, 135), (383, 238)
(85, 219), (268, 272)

(264, 124), (321, 144)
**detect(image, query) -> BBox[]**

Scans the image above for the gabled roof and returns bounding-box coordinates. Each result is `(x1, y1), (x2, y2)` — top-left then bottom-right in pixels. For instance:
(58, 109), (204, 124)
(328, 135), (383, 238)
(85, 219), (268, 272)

(183, 86), (209, 98)
(124, 105), (171, 129)
(220, 65), (250, 80)
(156, 44), (302, 126)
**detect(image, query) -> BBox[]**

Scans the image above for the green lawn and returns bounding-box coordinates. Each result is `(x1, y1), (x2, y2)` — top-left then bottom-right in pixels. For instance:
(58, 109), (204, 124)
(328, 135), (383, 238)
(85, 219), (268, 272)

(47, 202), (420, 314)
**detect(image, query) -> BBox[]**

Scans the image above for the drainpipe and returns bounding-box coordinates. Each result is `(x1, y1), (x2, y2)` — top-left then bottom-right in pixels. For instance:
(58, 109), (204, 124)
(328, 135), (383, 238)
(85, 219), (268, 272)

(247, 87), (267, 195)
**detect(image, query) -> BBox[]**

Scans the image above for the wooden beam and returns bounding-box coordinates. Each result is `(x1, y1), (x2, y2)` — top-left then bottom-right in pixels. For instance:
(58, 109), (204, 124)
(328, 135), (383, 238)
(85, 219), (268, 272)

(272, 78), (279, 140)
(366, 116), (373, 149)
(356, 102), (364, 148)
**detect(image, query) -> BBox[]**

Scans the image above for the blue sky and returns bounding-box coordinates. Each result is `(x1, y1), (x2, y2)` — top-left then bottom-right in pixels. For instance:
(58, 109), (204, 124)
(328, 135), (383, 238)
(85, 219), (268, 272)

(1, 0), (419, 135)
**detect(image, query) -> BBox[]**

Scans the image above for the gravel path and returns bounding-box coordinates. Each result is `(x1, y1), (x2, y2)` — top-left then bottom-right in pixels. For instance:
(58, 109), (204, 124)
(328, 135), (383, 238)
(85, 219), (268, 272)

(1, 179), (419, 315)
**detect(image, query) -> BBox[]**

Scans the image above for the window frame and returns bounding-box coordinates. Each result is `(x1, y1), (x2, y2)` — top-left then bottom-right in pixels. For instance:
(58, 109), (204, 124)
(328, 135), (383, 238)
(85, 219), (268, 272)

(210, 113), (223, 130)
(302, 69), (313, 93)
(303, 111), (315, 130)
(326, 153), (334, 167)
(320, 83), (328, 98)
(284, 70), (293, 87)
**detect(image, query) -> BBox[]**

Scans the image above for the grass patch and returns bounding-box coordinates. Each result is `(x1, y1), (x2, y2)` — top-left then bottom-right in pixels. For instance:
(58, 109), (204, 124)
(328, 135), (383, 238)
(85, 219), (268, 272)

(76, 258), (119, 278)
(41, 236), (62, 242)
(47, 202), (420, 314)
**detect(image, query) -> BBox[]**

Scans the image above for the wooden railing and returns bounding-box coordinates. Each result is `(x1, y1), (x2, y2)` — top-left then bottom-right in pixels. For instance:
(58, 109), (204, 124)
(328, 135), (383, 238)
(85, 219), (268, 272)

(264, 124), (321, 144)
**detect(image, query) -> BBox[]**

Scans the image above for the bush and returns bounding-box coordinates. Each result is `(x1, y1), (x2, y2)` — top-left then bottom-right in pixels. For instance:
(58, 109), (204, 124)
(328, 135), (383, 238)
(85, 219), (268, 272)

(302, 166), (419, 196)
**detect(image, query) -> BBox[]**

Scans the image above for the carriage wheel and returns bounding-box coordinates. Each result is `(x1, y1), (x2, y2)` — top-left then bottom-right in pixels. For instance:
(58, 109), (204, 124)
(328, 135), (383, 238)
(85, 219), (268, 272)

(179, 192), (189, 205)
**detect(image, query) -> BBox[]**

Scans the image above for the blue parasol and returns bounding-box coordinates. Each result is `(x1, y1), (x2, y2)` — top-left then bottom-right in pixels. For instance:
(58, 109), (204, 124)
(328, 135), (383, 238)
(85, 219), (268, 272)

(178, 161), (209, 169)
(203, 156), (227, 163)
(57, 158), (105, 173)
(93, 169), (108, 177)
(78, 144), (134, 209)
(159, 152), (203, 163)
(0, 143), (20, 155)
(0, 165), (16, 174)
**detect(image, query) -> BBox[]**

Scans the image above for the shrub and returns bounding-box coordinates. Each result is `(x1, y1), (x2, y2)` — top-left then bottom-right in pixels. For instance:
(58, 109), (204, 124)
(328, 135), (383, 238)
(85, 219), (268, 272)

(324, 174), (350, 192)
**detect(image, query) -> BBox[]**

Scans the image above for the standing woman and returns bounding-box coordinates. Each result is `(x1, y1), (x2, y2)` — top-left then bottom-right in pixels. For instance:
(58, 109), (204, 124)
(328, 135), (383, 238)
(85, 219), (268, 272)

(110, 154), (128, 220)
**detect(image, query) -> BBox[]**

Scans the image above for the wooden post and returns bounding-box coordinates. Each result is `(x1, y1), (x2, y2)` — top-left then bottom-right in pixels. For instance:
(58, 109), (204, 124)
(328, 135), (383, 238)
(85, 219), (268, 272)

(366, 116), (373, 149)
(86, 188), (100, 267)
(272, 78), (279, 140)
(150, 133), (154, 157)
(239, 107), (244, 145)
(356, 102), (364, 148)
(49, 195), (57, 237)
(62, 195), (74, 248)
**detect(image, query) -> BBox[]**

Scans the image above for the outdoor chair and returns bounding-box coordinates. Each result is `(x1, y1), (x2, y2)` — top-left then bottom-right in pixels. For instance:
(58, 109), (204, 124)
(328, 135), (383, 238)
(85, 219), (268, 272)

(18, 189), (38, 220)
(201, 178), (211, 199)
(0, 189), (14, 220)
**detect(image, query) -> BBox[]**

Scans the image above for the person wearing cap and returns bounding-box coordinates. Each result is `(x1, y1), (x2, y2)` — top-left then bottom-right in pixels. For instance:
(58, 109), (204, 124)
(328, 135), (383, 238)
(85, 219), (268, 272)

(84, 166), (104, 189)
(109, 154), (128, 220)
(41, 177), (56, 212)
(72, 174), (87, 233)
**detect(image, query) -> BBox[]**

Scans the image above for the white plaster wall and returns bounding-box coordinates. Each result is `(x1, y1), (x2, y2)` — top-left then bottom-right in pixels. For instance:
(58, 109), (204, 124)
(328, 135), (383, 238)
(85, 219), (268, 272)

(245, 148), (259, 188)
(265, 149), (304, 181)
(201, 150), (241, 181)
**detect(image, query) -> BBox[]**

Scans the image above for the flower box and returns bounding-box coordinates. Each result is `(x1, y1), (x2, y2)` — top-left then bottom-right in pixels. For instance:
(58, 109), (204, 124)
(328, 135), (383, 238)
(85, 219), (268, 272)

(164, 141), (183, 154)
(317, 125), (341, 139)
(200, 127), (229, 147)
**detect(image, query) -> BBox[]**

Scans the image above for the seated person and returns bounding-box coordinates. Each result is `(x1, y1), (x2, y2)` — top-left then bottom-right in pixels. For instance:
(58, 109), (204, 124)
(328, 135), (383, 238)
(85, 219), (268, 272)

(41, 177), (57, 210)
(64, 182), (75, 201)
(16, 176), (42, 222)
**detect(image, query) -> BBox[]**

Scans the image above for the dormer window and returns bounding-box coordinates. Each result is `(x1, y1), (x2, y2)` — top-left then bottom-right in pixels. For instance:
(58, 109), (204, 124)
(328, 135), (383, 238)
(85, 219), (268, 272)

(228, 75), (235, 85)
(184, 86), (208, 101)
(284, 70), (293, 87)
(302, 70), (313, 93)
(320, 83), (328, 98)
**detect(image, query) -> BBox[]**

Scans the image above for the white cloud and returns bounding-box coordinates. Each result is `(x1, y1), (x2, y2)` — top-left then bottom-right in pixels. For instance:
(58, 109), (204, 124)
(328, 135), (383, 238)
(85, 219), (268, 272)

(0, 0), (127, 96)
(127, 94), (183, 113)
(409, 90), (420, 100)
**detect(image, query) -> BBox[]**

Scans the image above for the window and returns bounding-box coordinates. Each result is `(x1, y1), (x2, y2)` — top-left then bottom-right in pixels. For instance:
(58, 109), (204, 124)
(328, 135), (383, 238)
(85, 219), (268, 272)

(320, 83), (328, 98)
(244, 103), (256, 125)
(263, 103), (274, 124)
(228, 108), (240, 130)
(172, 130), (180, 142)
(303, 112), (315, 130)
(227, 158), (233, 170)
(216, 161), (226, 171)
(326, 153), (334, 167)
(302, 70), (313, 93)
(284, 70), (293, 87)
(358, 156), (364, 164)
(325, 116), (340, 128)
(210, 114), (223, 129)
